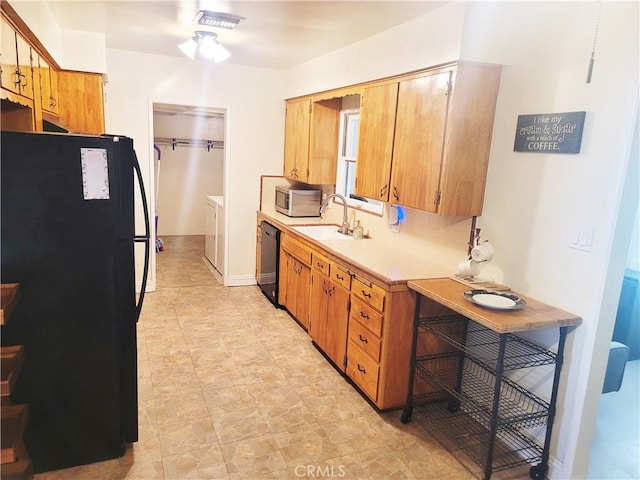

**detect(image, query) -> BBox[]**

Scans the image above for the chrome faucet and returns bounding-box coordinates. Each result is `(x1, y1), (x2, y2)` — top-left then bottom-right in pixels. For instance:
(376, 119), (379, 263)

(320, 193), (350, 235)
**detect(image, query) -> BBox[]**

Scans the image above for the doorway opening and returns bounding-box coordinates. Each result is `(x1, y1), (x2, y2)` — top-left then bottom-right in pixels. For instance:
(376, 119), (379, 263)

(151, 102), (226, 281)
(586, 107), (639, 479)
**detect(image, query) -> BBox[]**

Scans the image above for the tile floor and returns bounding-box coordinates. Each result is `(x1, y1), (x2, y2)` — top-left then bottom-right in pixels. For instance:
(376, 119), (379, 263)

(35, 236), (531, 480)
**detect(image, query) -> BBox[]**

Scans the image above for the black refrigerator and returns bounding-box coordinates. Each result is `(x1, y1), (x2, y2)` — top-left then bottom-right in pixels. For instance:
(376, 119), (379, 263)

(0, 131), (150, 473)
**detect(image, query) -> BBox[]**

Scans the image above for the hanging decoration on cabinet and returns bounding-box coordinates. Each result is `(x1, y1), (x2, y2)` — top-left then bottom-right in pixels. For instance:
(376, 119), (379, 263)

(513, 111), (586, 154)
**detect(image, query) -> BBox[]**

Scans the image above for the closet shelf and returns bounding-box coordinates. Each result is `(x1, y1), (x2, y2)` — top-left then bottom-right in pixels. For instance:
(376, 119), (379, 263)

(153, 137), (224, 151)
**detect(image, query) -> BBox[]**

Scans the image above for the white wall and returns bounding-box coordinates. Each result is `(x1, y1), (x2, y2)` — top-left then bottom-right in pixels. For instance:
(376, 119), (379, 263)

(9, 1), (107, 72)
(103, 49), (286, 288)
(461, 3), (638, 478)
(153, 113), (224, 235)
(285, 2), (466, 96)
(284, 2), (639, 478)
(153, 146), (223, 236)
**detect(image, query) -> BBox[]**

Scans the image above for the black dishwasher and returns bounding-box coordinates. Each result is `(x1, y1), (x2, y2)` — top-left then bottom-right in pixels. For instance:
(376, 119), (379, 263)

(258, 221), (280, 307)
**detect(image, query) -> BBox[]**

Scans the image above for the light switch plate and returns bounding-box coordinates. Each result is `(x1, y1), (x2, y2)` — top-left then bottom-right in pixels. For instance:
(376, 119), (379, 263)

(569, 229), (593, 251)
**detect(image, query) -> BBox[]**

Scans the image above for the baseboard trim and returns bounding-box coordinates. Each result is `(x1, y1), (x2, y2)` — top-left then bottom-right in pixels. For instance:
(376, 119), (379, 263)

(137, 279), (156, 293)
(225, 274), (257, 287)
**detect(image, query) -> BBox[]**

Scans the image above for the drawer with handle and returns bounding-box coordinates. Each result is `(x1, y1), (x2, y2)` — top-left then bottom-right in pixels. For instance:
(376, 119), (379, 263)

(331, 264), (351, 290)
(352, 277), (385, 312)
(349, 317), (381, 362)
(311, 252), (331, 276)
(281, 234), (313, 266)
(346, 341), (380, 401)
(350, 295), (383, 337)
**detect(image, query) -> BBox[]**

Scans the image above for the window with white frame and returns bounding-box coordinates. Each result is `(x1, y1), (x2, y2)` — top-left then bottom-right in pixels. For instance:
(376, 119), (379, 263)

(335, 109), (383, 215)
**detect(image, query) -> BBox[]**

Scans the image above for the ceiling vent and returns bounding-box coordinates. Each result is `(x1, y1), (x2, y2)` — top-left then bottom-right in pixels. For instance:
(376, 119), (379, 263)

(195, 10), (245, 30)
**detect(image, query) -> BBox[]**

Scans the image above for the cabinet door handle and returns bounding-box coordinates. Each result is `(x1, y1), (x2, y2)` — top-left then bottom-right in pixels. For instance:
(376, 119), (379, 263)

(336, 274), (344, 281)
(357, 364), (366, 374)
(360, 311), (369, 319)
(316, 262), (324, 269)
(14, 71), (27, 87)
(380, 184), (388, 198)
(358, 334), (368, 344)
(393, 186), (400, 202)
(361, 290), (372, 299)
(12, 69), (21, 86)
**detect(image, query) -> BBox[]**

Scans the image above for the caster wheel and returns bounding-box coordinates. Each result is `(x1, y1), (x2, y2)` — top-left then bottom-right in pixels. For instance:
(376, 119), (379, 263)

(529, 464), (547, 480)
(447, 400), (460, 413)
(400, 410), (412, 424)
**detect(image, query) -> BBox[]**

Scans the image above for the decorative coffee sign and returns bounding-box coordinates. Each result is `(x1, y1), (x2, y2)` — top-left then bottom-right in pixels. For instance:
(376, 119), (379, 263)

(514, 111), (586, 154)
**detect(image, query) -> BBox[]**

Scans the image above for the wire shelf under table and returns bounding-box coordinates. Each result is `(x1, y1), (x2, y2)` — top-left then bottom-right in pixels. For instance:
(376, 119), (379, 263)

(415, 352), (550, 430)
(410, 400), (544, 473)
(418, 315), (557, 370)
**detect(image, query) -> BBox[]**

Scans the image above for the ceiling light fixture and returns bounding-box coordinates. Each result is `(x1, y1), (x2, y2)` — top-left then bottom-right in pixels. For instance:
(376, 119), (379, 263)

(178, 31), (230, 62)
(195, 10), (245, 30)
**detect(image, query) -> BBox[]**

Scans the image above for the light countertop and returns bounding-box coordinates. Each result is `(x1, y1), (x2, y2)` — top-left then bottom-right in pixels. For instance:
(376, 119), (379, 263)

(258, 208), (453, 285)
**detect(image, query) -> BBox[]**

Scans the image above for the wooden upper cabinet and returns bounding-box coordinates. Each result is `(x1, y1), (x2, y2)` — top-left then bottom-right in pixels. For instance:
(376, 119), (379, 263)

(307, 98), (341, 185)
(0, 17), (32, 99)
(1, 15), (19, 95)
(36, 54), (58, 115)
(1, 6), (104, 134)
(15, 31), (32, 99)
(356, 62), (501, 216)
(390, 70), (450, 212)
(283, 96), (341, 185)
(437, 63), (501, 216)
(283, 98), (311, 181)
(57, 70), (105, 134)
(355, 82), (399, 202)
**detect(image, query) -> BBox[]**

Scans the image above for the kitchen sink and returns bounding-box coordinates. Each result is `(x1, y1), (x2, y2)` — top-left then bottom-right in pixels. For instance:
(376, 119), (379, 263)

(292, 225), (354, 241)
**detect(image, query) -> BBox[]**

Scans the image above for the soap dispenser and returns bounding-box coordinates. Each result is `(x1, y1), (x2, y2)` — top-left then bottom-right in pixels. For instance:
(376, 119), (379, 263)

(353, 220), (364, 239)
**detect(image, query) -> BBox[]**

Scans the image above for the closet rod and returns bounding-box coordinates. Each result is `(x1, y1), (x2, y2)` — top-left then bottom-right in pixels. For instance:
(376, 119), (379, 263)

(154, 137), (224, 151)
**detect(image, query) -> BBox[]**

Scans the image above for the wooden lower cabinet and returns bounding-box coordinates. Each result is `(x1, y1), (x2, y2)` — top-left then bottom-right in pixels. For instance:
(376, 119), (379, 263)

(278, 233), (312, 330)
(272, 226), (417, 410)
(280, 253), (310, 329)
(309, 253), (350, 372)
(346, 276), (415, 410)
(346, 341), (380, 399)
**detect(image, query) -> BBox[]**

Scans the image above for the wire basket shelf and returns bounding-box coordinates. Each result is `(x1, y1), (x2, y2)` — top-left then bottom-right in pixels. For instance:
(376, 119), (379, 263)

(415, 352), (550, 429)
(410, 400), (544, 473)
(418, 315), (557, 370)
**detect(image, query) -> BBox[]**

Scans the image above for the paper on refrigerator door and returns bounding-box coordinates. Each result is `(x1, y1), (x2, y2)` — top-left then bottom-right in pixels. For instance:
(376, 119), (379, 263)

(81, 148), (110, 200)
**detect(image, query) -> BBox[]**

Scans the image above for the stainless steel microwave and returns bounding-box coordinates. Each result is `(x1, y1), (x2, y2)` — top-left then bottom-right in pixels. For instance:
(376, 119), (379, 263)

(274, 185), (321, 217)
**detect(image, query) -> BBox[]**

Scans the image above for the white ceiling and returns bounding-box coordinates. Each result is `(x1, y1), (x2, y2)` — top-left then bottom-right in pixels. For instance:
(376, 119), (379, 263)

(46, 1), (447, 69)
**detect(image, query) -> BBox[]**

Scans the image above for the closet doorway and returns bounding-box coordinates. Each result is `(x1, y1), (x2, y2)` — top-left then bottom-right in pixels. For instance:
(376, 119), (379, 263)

(152, 102), (225, 279)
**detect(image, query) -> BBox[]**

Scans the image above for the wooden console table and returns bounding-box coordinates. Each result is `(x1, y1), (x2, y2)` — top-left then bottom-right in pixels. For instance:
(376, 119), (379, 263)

(402, 278), (581, 480)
